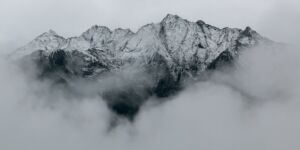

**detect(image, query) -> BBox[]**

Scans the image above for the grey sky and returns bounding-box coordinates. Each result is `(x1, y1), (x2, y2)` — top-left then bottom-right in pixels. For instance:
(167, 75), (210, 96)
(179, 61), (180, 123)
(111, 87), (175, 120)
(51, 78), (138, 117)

(0, 0), (299, 51)
(0, 1), (300, 149)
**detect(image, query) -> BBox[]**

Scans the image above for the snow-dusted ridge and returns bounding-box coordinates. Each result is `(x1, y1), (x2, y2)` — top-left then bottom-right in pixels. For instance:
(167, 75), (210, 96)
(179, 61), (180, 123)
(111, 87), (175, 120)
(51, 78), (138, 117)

(15, 14), (269, 63)
(14, 14), (273, 120)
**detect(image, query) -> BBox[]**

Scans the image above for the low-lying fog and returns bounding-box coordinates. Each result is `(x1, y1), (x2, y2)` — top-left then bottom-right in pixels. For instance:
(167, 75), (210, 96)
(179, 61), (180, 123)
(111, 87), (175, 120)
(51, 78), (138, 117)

(0, 44), (300, 150)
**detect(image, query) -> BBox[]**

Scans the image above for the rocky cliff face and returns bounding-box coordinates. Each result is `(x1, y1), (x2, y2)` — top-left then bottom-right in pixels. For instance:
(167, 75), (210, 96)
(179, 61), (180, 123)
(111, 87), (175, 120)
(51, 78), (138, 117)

(13, 14), (272, 120)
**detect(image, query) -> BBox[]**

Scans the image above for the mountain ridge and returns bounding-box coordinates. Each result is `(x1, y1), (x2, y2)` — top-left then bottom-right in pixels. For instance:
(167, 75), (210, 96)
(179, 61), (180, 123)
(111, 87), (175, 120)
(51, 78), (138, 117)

(13, 14), (273, 121)
(14, 14), (269, 60)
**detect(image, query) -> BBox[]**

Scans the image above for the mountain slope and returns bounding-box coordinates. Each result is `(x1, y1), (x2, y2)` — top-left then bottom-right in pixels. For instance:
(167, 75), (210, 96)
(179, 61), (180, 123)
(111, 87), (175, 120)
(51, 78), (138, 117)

(14, 14), (272, 120)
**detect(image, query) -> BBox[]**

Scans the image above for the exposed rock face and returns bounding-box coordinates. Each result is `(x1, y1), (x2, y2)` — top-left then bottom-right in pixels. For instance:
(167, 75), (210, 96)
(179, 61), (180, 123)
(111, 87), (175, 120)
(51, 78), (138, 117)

(13, 14), (272, 120)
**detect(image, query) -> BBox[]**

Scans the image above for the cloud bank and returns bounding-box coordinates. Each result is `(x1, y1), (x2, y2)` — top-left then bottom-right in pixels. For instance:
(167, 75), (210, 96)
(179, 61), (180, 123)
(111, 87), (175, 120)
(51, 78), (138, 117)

(0, 0), (300, 149)
(0, 43), (300, 150)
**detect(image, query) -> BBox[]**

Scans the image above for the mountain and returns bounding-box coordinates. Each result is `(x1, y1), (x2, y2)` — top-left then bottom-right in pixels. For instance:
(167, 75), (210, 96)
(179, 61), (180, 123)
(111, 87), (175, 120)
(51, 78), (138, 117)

(13, 14), (272, 120)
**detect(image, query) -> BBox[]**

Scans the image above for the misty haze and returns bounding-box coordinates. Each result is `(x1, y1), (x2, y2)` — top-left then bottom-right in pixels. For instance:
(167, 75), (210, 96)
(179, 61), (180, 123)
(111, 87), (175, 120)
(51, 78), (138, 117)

(0, 0), (300, 150)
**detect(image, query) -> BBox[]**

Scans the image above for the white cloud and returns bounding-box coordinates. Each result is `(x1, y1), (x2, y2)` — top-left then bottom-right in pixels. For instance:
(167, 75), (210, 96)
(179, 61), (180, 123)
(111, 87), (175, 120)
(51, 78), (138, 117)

(1, 43), (300, 150)
(0, 0), (300, 149)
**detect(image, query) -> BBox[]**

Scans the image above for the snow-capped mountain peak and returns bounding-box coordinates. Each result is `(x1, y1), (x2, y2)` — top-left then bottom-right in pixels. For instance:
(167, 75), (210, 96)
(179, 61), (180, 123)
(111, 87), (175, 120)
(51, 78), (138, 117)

(48, 29), (58, 35)
(14, 14), (271, 74)
(13, 14), (273, 119)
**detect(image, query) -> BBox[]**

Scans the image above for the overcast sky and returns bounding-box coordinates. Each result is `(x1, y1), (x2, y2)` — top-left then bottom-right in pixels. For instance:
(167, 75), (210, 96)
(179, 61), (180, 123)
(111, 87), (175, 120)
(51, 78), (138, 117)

(1, 1), (300, 149)
(0, 0), (299, 51)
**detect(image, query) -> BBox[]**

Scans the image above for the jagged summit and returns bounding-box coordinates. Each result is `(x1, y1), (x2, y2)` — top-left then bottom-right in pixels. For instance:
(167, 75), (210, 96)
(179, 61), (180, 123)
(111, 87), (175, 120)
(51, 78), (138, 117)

(48, 29), (58, 35)
(15, 14), (266, 57)
(196, 20), (206, 25)
(81, 25), (111, 41)
(162, 14), (183, 22)
(36, 29), (61, 39)
(14, 14), (273, 120)
(241, 26), (257, 37)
